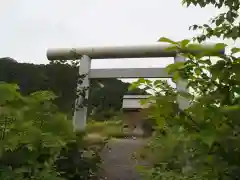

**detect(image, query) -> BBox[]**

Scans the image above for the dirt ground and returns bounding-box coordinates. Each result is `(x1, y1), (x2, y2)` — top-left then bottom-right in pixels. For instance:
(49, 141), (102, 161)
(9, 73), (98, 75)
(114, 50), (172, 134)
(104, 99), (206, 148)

(99, 138), (148, 180)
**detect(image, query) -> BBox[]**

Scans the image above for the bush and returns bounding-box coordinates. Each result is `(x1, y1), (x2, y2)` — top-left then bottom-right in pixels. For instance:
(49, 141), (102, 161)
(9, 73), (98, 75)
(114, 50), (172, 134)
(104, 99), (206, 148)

(55, 132), (104, 180)
(0, 82), (102, 180)
(132, 37), (240, 179)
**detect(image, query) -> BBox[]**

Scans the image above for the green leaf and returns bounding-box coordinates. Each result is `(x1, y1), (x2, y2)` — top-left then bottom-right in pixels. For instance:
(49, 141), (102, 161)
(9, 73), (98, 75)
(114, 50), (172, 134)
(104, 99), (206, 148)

(158, 37), (178, 45)
(232, 64), (240, 81)
(145, 79), (152, 85)
(0, 83), (21, 105)
(215, 15), (225, 26)
(190, 24), (199, 30)
(215, 43), (227, 51)
(220, 105), (240, 113)
(30, 91), (57, 102)
(164, 46), (179, 52)
(199, 59), (212, 65)
(207, 155), (213, 163)
(187, 44), (203, 51)
(231, 47), (240, 54)
(172, 72), (180, 83)
(194, 68), (202, 75)
(199, 129), (216, 147)
(153, 80), (163, 87)
(140, 99), (150, 105)
(182, 0), (191, 7)
(204, 59), (212, 65)
(179, 91), (193, 100)
(210, 60), (225, 79)
(155, 117), (166, 128)
(166, 62), (186, 74)
(232, 86), (240, 95)
(227, 26), (239, 40)
(128, 82), (138, 91)
(180, 39), (190, 48)
(138, 78), (147, 84)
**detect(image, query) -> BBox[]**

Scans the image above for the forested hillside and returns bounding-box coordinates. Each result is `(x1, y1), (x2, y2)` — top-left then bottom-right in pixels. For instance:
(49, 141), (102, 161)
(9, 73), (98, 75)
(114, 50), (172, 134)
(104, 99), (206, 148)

(0, 57), (146, 120)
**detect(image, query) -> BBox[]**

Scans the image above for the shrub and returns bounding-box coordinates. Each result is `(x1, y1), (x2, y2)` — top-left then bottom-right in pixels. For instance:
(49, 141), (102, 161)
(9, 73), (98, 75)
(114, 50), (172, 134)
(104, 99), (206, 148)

(55, 132), (104, 180)
(0, 82), (102, 180)
(132, 0), (240, 178)
(132, 38), (240, 179)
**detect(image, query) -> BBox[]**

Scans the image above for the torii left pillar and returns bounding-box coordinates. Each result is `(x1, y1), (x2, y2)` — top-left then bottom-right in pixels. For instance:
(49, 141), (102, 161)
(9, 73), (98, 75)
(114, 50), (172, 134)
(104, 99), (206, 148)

(73, 55), (91, 131)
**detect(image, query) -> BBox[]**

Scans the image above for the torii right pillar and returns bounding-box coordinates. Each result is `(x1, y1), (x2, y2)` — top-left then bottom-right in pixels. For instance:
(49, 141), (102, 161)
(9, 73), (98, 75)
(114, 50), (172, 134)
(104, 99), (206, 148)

(174, 54), (190, 110)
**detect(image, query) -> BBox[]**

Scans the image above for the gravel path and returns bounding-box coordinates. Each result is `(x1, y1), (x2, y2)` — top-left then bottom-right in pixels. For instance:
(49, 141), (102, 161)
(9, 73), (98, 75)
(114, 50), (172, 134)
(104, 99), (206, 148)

(99, 138), (148, 180)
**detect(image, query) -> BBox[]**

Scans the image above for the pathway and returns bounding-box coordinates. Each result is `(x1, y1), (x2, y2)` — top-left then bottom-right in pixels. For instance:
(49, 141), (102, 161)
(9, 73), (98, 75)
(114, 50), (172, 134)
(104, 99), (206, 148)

(99, 138), (148, 180)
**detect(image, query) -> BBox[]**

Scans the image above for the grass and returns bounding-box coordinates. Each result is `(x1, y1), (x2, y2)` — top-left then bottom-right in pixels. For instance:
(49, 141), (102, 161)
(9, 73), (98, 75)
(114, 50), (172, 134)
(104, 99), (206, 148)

(86, 119), (143, 139)
(86, 120), (124, 137)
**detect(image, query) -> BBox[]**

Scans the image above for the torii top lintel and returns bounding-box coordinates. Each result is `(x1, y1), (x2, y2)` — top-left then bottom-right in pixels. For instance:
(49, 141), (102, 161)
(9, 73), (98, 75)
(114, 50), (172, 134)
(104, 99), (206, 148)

(47, 43), (225, 60)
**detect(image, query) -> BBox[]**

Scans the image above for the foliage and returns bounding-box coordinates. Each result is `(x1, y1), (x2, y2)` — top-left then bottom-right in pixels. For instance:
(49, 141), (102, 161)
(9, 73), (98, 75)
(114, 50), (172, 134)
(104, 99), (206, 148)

(0, 82), (102, 180)
(0, 59), (146, 120)
(183, 0), (240, 41)
(132, 0), (240, 179)
(134, 43), (240, 179)
(55, 133), (104, 180)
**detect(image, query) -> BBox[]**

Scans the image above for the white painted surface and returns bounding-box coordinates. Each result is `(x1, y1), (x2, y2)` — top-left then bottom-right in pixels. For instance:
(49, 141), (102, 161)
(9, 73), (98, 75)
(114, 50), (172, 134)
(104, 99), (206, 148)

(64, 45), (224, 130)
(73, 55), (91, 131)
(174, 54), (190, 110)
(89, 68), (170, 78)
(122, 98), (150, 109)
(47, 43), (224, 60)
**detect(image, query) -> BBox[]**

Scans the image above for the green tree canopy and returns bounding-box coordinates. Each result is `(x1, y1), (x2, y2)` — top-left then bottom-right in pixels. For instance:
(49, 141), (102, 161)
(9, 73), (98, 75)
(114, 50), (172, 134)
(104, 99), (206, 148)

(0, 57), (147, 120)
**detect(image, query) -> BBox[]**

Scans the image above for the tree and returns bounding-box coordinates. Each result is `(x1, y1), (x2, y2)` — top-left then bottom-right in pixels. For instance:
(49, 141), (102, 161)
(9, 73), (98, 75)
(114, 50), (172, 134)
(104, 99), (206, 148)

(183, 0), (240, 41)
(0, 58), (147, 120)
(0, 82), (102, 180)
(134, 0), (240, 179)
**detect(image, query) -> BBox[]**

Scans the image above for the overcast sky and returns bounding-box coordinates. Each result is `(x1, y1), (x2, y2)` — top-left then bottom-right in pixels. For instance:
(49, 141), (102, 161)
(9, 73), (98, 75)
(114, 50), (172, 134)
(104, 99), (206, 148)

(0, 0), (225, 70)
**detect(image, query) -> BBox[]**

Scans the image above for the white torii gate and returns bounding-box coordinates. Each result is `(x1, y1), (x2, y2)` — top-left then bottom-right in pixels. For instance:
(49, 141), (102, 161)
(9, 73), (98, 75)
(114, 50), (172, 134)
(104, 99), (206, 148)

(47, 43), (224, 131)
